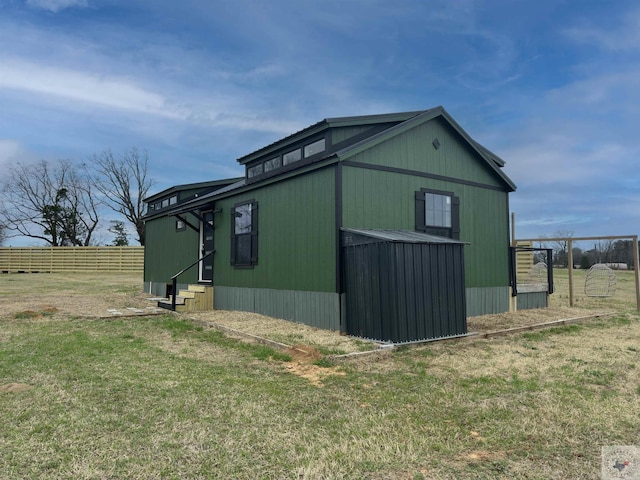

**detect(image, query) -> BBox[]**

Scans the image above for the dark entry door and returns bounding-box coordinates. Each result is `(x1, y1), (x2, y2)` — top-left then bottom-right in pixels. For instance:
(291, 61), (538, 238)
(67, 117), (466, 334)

(199, 211), (214, 282)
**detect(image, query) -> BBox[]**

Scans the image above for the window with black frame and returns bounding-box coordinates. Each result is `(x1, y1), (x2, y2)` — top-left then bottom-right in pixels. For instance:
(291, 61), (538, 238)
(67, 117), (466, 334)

(231, 200), (258, 267)
(415, 188), (460, 239)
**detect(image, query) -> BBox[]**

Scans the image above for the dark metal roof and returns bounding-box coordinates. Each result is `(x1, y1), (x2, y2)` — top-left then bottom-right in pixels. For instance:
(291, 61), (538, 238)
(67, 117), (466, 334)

(143, 178), (242, 202)
(148, 106), (516, 219)
(161, 179), (247, 216)
(341, 228), (468, 244)
(236, 110), (425, 165)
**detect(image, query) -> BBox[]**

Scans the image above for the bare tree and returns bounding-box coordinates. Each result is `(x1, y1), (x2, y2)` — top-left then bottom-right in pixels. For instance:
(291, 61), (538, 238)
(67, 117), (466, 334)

(551, 230), (574, 267)
(90, 148), (153, 245)
(0, 222), (6, 246)
(0, 160), (100, 246)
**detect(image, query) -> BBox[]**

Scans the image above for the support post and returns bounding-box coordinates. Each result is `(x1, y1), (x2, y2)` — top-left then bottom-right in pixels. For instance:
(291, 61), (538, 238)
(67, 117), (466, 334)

(510, 212), (516, 312)
(568, 239), (574, 307)
(634, 235), (640, 311)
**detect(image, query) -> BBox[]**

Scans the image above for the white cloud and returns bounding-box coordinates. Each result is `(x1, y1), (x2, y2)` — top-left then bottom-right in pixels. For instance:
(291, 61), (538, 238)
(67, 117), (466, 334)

(0, 139), (22, 174)
(25, 0), (88, 13)
(0, 58), (182, 119)
(564, 9), (640, 52)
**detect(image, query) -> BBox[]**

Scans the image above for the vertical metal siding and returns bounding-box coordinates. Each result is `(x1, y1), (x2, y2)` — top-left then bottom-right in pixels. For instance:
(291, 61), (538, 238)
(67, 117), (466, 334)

(144, 215), (200, 285)
(214, 168), (336, 293)
(344, 241), (467, 342)
(214, 286), (340, 330)
(465, 287), (510, 316)
(516, 292), (548, 310)
(341, 166), (510, 294)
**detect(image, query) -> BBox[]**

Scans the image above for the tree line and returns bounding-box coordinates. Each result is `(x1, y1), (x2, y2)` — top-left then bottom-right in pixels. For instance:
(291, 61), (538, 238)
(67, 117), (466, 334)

(534, 231), (638, 269)
(0, 148), (153, 247)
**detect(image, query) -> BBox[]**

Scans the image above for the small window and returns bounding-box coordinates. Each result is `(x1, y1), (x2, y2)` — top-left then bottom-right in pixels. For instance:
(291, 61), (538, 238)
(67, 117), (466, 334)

(161, 198), (169, 208)
(264, 157), (281, 172)
(176, 220), (186, 231)
(231, 200), (258, 267)
(304, 138), (325, 158)
(169, 195), (178, 205)
(282, 148), (301, 165)
(415, 188), (460, 239)
(149, 203), (155, 211)
(247, 164), (263, 178)
(425, 193), (451, 228)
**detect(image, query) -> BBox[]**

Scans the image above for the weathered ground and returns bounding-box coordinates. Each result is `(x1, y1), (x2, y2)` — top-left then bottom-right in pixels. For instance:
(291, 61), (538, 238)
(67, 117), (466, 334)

(1, 271), (633, 350)
(2, 271), (639, 479)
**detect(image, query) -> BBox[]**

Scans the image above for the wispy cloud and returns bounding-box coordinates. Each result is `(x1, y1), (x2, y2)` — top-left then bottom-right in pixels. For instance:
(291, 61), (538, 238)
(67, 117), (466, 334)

(564, 9), (640, 52)
(0, 58), (181, 118)
(25, 0), (88, 13)
(0, 139), (22, 171)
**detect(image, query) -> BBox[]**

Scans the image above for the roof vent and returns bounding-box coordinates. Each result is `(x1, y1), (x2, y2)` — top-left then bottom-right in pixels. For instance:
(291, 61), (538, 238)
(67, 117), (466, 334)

(432, 138), (441, 150)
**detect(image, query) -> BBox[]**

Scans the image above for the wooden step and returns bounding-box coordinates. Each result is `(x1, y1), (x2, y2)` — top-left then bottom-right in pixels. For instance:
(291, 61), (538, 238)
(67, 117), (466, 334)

(156, 285), (213, 312)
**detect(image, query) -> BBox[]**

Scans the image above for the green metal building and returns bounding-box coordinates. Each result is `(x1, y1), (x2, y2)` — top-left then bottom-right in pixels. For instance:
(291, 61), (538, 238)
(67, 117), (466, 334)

(143, 107), (517, 341)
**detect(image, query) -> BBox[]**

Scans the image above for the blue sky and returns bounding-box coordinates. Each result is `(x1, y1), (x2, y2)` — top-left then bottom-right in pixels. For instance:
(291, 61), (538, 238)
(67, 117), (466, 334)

(1, 0), (639, 245)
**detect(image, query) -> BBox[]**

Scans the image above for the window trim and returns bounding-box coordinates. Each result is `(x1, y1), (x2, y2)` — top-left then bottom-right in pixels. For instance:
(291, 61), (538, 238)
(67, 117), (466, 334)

(230, 199), (258, 267)
(415, 188), (460, 239)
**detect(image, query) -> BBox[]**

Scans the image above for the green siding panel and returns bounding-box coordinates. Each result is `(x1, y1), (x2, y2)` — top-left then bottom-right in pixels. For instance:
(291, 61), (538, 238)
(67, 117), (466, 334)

(214, 286), (341, 331)
(144, 214), (200, 285)
(341, 166), (510, 288)
(466, 287), (510, 317)
(343, 117), (503, 188)
(214, 167), (336, 292)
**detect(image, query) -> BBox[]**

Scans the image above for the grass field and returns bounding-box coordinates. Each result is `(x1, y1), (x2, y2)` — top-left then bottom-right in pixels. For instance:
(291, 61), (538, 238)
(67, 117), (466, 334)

(1, 273), (639, 479)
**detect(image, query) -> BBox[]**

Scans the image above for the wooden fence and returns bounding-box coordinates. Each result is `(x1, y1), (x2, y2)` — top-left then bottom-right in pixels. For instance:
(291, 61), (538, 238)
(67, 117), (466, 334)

(0, 246), (144, 273)
(515, 241), (534, 280)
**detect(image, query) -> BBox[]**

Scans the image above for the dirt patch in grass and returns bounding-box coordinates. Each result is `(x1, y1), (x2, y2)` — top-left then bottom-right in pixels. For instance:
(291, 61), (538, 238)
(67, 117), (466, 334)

(0, 383), (33, 393)
(13, 307), (60, 320)
(281, 344), (346, 386)
(0, 273), (162, 319)
(286, 344), (324, 363)
(284, 362), (346, 387)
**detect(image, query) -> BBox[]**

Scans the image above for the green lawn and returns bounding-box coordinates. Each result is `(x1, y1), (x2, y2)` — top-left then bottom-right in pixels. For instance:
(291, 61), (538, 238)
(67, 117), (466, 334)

(2, 309), (640, 479)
